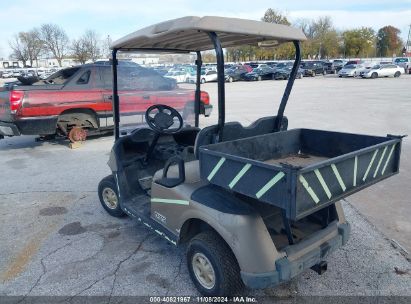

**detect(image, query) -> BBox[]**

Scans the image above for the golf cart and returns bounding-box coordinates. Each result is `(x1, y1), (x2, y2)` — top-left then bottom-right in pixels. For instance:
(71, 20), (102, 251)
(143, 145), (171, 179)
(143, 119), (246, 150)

(98, 16), (403, 296)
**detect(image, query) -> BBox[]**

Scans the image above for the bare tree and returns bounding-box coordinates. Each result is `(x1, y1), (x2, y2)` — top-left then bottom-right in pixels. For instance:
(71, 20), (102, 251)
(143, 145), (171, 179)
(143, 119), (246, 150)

(83, 30), (100, 61)
(71, 30), (102, 64)
(71, 38), (89, 64)
(9, 34), (29, 64)
(40, 24), (69, 67)
(20, 29), (43, 67)
(101, 35), (112, 58)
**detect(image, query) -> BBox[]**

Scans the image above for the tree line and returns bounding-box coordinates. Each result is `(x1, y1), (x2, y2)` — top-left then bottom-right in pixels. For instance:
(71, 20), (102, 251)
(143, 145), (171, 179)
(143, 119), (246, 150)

(221, 9), (405, 62)
(10, 9), (405, 67)
(9, 24), (111, 67)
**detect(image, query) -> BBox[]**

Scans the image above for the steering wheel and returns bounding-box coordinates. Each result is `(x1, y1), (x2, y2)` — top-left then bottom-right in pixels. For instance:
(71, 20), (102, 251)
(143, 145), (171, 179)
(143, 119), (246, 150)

(145, 104), (183, 134)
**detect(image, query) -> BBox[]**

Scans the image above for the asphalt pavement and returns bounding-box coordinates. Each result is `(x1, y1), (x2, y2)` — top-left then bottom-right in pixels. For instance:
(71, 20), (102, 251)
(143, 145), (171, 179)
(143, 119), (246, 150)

(0, 75), (410, 300)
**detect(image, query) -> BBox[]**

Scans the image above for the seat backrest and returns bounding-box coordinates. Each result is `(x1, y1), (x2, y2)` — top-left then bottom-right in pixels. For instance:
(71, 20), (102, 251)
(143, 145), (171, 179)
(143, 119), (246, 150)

(194, 116), (288, 157)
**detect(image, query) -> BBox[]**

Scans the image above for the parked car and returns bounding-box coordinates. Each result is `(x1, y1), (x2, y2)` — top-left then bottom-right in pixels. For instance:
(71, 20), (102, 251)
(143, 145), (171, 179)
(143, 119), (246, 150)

(273, 66), (304, 80)
(332, 59), (346, 72)
(242, 67), (275, 81)
(322, 61), (336, 74)
(338, 64), (364, 77)
(164, 71), (190, 83)
(345, 60), (363, 65)
(273, 61), (293, 71)
(12, 70), (22, 77)
(187, 70), (218, 83)
(225, 65), (248, 82)
(300, 61), (325, 76)
(393, 57), (411, 74)
(359, 64), (404, 78)
(0, 64), (212, 142)
(2, 71), (13, 78)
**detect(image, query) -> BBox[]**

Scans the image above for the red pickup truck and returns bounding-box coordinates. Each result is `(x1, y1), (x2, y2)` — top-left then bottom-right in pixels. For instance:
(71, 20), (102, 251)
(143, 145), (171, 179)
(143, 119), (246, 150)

(0, 63), (211, 142)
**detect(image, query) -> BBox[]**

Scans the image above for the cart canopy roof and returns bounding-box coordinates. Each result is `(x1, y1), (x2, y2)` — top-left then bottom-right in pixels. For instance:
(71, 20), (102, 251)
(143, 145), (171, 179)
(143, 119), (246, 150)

(111, 16), (307, 52)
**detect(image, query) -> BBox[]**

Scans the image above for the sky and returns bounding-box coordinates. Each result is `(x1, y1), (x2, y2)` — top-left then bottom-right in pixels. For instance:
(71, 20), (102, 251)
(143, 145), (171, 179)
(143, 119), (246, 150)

(0, 0), (410, 58)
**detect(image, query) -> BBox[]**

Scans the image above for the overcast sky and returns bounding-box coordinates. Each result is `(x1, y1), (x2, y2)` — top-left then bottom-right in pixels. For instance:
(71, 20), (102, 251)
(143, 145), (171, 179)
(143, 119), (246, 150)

(0, 0), (410, 58)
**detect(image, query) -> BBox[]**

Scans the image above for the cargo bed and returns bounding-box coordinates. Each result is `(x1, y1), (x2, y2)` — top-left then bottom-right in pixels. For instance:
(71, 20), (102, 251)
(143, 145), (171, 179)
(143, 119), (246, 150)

(199, 129), (402, 220)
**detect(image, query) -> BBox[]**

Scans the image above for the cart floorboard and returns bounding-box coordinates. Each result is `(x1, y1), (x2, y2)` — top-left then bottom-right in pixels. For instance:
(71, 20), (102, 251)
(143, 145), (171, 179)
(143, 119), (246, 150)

(199, 128), (402, 220)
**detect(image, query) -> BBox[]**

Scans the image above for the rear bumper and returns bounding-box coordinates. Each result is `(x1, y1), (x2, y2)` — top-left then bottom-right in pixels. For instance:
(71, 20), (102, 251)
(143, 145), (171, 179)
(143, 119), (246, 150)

(0, 116), (58, 137)
(0, 121), (21, 136)
(241, 222), (350, 289)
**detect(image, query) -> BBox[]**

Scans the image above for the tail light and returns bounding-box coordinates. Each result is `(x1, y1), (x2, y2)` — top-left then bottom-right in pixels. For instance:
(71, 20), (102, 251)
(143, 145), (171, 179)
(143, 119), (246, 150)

(200, 91), (210, 105)
(10, 91), (24, 113)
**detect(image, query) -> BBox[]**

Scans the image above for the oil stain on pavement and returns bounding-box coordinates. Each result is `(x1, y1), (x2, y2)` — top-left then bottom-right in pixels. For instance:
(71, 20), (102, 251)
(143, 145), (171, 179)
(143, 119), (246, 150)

(58, 222), (87, 236)
(39, 207), (68, 216)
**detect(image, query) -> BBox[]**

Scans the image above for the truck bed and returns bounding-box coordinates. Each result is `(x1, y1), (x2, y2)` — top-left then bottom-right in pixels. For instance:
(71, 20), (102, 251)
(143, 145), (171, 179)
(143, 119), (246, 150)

(199, 129), (402, 220)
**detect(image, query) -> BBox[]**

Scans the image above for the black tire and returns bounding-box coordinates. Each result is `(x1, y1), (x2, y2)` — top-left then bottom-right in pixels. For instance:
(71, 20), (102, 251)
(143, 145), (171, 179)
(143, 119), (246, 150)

(394, 71), (401, 78)
(98, 175), (125, 217)
(371, 72), (378, 79)
(187, 231), (244, 296)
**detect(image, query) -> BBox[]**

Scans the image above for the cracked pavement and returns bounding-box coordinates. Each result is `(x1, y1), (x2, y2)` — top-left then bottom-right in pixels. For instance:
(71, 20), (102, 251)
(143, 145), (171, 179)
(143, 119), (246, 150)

(0, 76), (410, 298)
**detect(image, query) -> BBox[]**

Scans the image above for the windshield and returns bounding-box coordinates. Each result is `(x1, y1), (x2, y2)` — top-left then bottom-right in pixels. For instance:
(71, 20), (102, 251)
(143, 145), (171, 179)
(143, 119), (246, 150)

(117, 51), (201, 136)
(395, 58), (407, 63)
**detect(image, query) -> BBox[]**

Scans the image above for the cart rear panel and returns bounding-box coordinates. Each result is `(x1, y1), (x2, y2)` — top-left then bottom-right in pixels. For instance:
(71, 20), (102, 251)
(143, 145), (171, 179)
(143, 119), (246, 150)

(199, 129), (402, 220)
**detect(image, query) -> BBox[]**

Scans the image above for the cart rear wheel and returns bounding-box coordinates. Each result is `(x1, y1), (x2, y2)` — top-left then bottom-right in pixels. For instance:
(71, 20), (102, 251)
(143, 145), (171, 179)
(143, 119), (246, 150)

(98, 175), (125, 217)
(371, 72), (378, 79)
(187, 231), (244, 296)
(394, 71), (401, 77)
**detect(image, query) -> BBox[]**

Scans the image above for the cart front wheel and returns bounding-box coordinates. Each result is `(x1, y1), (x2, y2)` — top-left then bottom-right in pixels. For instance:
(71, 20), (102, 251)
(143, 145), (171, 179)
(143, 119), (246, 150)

(187, 231), (244, 296)
(98, 175), (125, 217)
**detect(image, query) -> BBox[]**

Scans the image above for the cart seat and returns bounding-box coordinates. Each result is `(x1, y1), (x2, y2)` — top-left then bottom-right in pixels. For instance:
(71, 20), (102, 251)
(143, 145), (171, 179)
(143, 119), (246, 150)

(194, 116), (288, 157)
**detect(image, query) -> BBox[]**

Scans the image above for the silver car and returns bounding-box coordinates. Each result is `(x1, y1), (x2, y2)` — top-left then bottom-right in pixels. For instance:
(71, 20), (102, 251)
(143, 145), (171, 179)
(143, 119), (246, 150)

(338, 64), (364, 77)
(360, 64), (404, 79)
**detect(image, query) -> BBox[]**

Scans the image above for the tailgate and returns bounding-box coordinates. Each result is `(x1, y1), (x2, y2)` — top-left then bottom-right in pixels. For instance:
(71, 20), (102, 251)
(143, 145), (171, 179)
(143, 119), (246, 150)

(295, 137), (401, 220)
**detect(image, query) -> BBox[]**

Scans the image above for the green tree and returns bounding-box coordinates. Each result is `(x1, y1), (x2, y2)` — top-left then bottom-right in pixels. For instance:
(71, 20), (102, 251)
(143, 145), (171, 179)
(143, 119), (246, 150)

(294, 16), (340, 59)
(376, 26), (403, 57)
(261, 8), (293, 59)
(342, 27), (375, 57)
(261, 8), (290, 25)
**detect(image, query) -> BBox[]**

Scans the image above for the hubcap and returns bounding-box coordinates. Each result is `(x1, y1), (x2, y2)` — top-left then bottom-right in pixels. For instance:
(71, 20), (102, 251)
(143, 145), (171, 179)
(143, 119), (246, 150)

(102, 187), (118, 209)
(192, 253), (216, 289)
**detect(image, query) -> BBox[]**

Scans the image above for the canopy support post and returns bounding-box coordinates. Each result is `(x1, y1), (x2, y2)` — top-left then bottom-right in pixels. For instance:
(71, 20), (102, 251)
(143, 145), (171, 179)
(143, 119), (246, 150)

(112, 49), (120, 140)
(195, 51), (202, 128)
(274, 41), (301, 131)
(207, 32), (225, 141)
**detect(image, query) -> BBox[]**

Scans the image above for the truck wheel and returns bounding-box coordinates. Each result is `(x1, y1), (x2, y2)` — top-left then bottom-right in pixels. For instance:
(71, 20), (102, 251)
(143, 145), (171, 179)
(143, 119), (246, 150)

(98, 175), (125, 217)
(187, 231), (244, 296)
(394, 71), (401, 78)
